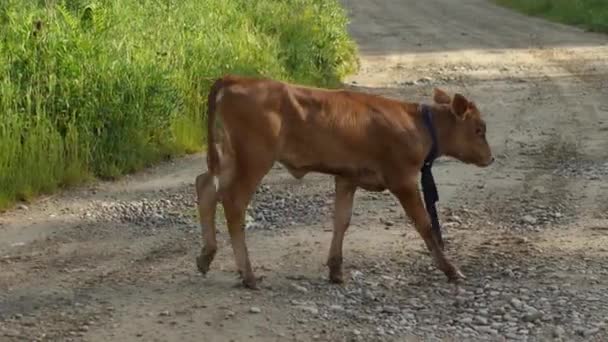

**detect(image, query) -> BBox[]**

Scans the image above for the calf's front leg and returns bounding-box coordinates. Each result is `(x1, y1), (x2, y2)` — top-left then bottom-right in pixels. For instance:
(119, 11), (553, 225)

(391, 182), (465, 283)
(327, 177), (357, 284)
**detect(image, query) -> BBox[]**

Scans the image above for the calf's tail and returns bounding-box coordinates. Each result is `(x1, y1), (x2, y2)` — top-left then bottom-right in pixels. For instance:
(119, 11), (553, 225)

(205, 78), (224, 191)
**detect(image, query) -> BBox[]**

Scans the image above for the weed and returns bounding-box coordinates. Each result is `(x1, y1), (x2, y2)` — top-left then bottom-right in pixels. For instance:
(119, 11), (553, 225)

(495, 0), (608, 33)
(0, 0), (358, 209)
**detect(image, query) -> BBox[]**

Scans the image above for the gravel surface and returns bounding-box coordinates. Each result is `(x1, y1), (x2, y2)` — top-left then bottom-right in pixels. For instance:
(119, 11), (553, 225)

(277, 261), (608, 342)
(77, 182), (333, 233)
(80, 195), (194, 229)
(553, 159), (608, 180)
(246, 185), (332, 230)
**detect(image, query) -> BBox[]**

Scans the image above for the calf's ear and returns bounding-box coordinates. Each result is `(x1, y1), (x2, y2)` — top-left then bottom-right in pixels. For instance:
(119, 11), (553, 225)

(451, 93), (469, 119)
(433, 88), (451, 104)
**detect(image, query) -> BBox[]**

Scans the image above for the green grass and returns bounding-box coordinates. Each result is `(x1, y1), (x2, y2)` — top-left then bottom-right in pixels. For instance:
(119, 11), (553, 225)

(0, 0), (359, 210)
(495, 0), (608, 33)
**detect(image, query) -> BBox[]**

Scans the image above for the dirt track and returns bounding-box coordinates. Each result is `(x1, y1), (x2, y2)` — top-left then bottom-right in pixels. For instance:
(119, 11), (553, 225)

(1, 1), (608, 341)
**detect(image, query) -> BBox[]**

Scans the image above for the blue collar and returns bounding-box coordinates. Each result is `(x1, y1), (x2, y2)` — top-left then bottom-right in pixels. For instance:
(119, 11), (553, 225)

(419, 104), (444, 250)
(421, 104), (438, 169)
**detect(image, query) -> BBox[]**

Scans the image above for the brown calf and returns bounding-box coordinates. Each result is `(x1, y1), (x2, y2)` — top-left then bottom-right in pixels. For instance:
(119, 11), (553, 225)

(195, 74), (493, 289)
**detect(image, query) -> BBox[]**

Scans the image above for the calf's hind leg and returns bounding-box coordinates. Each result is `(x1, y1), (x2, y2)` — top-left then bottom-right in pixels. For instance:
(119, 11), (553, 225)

(195, 171), (220, 275)
(222, 153), (274, 289)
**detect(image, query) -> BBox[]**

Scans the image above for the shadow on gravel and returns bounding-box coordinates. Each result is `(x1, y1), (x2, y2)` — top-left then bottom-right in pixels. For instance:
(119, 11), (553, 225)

(345, 73), (608, 96)
(1, 220), (607, 340)
(339, 0), (608, 56)
(266, 232), (608, 340)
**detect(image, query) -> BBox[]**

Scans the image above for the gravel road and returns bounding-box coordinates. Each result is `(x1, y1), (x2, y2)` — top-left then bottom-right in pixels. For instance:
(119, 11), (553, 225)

(1, 0), (608, 341)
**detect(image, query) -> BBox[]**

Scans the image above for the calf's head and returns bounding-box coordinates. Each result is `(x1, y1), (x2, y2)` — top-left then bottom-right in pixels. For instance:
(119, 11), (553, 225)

(433, 88), (494, 167)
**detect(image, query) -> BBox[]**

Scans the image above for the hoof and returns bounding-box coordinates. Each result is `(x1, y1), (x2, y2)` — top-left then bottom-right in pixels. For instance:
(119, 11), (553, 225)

(196, 255), (208, 275)
(327, 256), (344, 284)
(329, 271), (344, 284)
(196, 254), (212, 275)
(243, 280), (259, 290)
(446, 267), (466, 284)
(196, 246), (217, 275)
(240, 275), (264, 290)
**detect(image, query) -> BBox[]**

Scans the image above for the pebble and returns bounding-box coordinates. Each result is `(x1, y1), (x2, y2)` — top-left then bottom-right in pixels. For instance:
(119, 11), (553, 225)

(382, 306), (400, 314)
(522, 309), (543, 322)
(454, 296), (468, 306)
(583, 328), (600, 336)
(521, 215), (537, 225)
(510, 298), (523, 309)
(380, 218), (394, 227)
(329, 305), (344, 312)
(552, 325), (565, 338)
(574, 326), (586, 336)
(460, 317), (473, 324)
(476, 326), (498, 335)
(363, 290), (376, 301)
(463, 327), (476, 335)
(490, 322), (503, 329)
(290, 283), (308, 293)
(20, 320), (35, 327)
(300, 306), (319, 315)
(249, 307), (261, 314)
(474, 315), (489, 325)
(417, 77), (433, 84)
(3, 329), (20, 337)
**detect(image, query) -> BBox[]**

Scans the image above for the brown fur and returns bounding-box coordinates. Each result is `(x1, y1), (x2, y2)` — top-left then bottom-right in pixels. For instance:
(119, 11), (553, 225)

(196, 74), (494, 289)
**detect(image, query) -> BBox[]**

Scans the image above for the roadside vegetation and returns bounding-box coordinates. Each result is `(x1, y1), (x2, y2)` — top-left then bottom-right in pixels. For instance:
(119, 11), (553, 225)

(495, 0), (608, 33)
(0, 0), (359, 209)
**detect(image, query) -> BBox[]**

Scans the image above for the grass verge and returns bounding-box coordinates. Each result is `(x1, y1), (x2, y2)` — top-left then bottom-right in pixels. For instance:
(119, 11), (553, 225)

(0, 0), (359, 210)
(494, 0), (608, 33)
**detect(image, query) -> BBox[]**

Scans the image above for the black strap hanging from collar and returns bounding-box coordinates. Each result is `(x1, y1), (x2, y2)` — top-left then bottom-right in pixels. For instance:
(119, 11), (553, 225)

(420, 104), (444, 250)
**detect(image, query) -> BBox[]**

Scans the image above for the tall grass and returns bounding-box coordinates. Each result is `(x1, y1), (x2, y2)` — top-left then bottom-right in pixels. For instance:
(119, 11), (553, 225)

(0, 0), (359, 209)
(495, 0), (608, 33)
